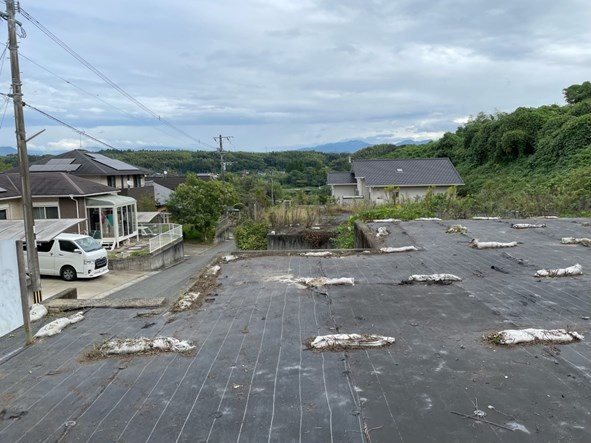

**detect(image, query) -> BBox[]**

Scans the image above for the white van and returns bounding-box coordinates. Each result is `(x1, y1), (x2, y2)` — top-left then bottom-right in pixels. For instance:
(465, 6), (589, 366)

(36, 233), (109, 281)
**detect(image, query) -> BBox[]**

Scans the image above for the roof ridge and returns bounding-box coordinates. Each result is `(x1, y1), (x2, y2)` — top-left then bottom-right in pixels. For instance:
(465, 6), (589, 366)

(59, 172), (85, 194)
(5, 173), (20, 193)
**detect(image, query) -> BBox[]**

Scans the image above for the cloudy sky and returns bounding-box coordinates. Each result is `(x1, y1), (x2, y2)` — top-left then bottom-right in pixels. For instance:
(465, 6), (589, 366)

(0, 0), (590, 152)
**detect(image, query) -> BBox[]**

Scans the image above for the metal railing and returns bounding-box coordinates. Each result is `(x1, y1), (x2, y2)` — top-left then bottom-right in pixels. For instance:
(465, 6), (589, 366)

(148, 223), (183, 253)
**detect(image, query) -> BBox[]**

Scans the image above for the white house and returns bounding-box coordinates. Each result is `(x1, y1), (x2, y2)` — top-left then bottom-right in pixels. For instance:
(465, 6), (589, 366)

(327, 158), (464, 204)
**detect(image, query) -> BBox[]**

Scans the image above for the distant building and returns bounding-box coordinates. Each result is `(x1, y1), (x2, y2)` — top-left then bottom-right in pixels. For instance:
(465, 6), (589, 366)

(25, 149), (147, 190)
(0, 171), (137, 246)
(146, 174), (216, 206)
(327, 158), (464, 204)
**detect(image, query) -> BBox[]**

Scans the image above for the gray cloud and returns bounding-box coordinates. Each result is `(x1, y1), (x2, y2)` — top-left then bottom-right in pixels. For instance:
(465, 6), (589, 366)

(0, 0), (589, 151)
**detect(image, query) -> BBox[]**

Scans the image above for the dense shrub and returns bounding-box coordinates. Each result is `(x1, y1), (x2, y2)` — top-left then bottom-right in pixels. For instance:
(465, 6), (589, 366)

(233, 220), (269, 250)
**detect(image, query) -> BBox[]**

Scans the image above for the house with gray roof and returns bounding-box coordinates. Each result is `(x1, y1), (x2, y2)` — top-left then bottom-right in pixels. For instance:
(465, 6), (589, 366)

(21, 149), (148, 191)
(327, 158), (464, 204)
(0, 171), (138, 246)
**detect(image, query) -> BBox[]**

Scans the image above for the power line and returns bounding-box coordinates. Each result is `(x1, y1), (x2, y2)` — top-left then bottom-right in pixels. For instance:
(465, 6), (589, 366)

(0, 93), (10, 130)
(18, 6), (215, 150)
(24, 101), (118, 150)
(0, 92), (119, 150)
(19, 52), (188, 142)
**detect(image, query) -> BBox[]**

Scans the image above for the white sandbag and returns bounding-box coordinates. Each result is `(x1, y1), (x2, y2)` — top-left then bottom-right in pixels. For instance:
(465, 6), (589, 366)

(473, 216), (500, 220)
(300, 251), (333, 257)
(407, 274), (462, 283)
(30, 304), (48, 322)
(175, 292), (200, 310)
(561, 237), (591, 246)
(223, 255), (238, 262)
(470, 239), (517, 249)
(98, 337), (195, 355)
(208, 265), (221, 275)
(380, 246), (418, 253)
(34, 312), (84, 338)
(371, 218), (401, 223)
(309, 334), (395, 349)
(446, 224), (467, 234)
(511, 223), (546, 229)
(296, 277), (355, 287)
(267, 274), (354, 288)
(376, 226), (389, 237)
(415, 217), (441, 221)
(490, 328), (584, 345)
(534, 264), (582, 278)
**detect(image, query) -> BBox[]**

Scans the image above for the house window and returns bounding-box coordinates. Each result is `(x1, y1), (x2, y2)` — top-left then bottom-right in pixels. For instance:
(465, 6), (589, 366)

(0, 207), (7, 219)
(107, 176), (117, 187)
(133, 175), (142, 187)
(33, 205), (59, 219)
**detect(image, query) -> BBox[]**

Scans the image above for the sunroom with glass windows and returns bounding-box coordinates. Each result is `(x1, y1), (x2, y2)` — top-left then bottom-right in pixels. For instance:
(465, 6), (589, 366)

(86, 195), (138, 246)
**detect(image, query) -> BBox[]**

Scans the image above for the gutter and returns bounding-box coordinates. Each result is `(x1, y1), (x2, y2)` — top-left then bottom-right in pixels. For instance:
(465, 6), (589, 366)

(69, 194), (82, 234)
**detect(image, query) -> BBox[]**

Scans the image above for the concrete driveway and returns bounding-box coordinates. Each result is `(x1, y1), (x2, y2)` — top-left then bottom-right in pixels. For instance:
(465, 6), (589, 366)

(40, 241), (216, 301)
(41, 269), (152, 300)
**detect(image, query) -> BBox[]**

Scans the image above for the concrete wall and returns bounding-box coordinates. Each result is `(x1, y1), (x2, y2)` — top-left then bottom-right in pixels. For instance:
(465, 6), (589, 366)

(267, 233), (334, 250)
(353, 220), (378, 249)
(108, 238), (184, 272)
(331, 184), (357, 201)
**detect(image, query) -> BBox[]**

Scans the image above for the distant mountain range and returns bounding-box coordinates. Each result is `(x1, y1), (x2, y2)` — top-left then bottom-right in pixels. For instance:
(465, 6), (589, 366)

(0, 146), (16, 156)
(0, 138), (433, 157)
(297, 138), (431, 153)
(298, 140), (370, 153)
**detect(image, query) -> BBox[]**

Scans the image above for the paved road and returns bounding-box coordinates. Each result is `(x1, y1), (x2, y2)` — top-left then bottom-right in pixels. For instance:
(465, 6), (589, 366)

(0, 239), (234, 358)
(107, 239), (235, 301)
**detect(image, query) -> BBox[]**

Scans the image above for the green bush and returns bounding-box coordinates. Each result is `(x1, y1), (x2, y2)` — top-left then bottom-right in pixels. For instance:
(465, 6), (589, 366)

(332, 223), (354, 249)
(234, 220), (269, 250)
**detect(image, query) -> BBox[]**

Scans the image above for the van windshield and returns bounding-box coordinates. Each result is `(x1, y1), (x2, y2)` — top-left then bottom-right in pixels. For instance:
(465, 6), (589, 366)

(74, 237), (102, 252)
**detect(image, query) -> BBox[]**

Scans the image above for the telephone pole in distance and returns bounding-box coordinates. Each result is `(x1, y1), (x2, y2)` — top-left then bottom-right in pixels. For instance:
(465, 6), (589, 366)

(213, 134), (233, 179)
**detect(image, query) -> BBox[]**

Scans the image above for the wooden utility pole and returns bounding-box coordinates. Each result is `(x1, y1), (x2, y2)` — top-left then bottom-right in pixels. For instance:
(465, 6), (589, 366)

(4, 0), (43, 303)
(213, 134), (233, 179)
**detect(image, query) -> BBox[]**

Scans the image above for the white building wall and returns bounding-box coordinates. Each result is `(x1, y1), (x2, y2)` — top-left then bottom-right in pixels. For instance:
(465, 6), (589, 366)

(368, 186), (450, 204)
(331, 185), (357, 200)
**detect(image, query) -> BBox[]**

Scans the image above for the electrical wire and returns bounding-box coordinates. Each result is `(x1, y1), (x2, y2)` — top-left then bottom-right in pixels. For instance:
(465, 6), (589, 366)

(18, 6), (215, 150)
(19, 52), (186, 142)
(24, 102), (118, 149)
(0, 91), (118, 150)
(0, 94), (10, 130)
(0, 41), (8, 79)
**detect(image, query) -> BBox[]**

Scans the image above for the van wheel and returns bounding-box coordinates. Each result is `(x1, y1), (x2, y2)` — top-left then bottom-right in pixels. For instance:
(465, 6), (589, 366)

(60, 266), (77, 281)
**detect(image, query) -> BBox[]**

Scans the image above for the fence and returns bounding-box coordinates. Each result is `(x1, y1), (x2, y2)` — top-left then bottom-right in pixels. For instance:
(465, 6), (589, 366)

(148, 223), (183, 253)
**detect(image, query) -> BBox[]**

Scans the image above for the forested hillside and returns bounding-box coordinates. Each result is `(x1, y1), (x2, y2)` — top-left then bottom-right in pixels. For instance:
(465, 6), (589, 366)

(102, 149), (350, 187)
(353, 82), (591, 215)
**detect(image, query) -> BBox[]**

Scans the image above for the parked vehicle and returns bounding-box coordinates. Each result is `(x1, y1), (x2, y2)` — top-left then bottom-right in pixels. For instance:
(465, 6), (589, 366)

(36, 233), (109, 281)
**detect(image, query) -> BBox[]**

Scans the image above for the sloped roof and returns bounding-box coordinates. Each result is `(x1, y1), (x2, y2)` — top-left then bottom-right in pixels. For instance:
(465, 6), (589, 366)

(327, 172), (356, 185)
(147, 174), (215, 191)
(0, 172), (117, 200)
(351, 158), (464, 187)
(25, 149), (146, 176)
(0, 218), (85, 241)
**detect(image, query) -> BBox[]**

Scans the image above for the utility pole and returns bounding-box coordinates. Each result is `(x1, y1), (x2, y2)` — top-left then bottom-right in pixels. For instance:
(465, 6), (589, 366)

(213, 134), (233, 179)
(4, 0), (43, 303)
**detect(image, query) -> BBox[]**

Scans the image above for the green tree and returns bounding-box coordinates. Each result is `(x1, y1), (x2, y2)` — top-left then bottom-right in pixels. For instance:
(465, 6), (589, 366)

(167, 174), (238, 240)
(563, 82), (591, 104)
(137, 194), (157, 211)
